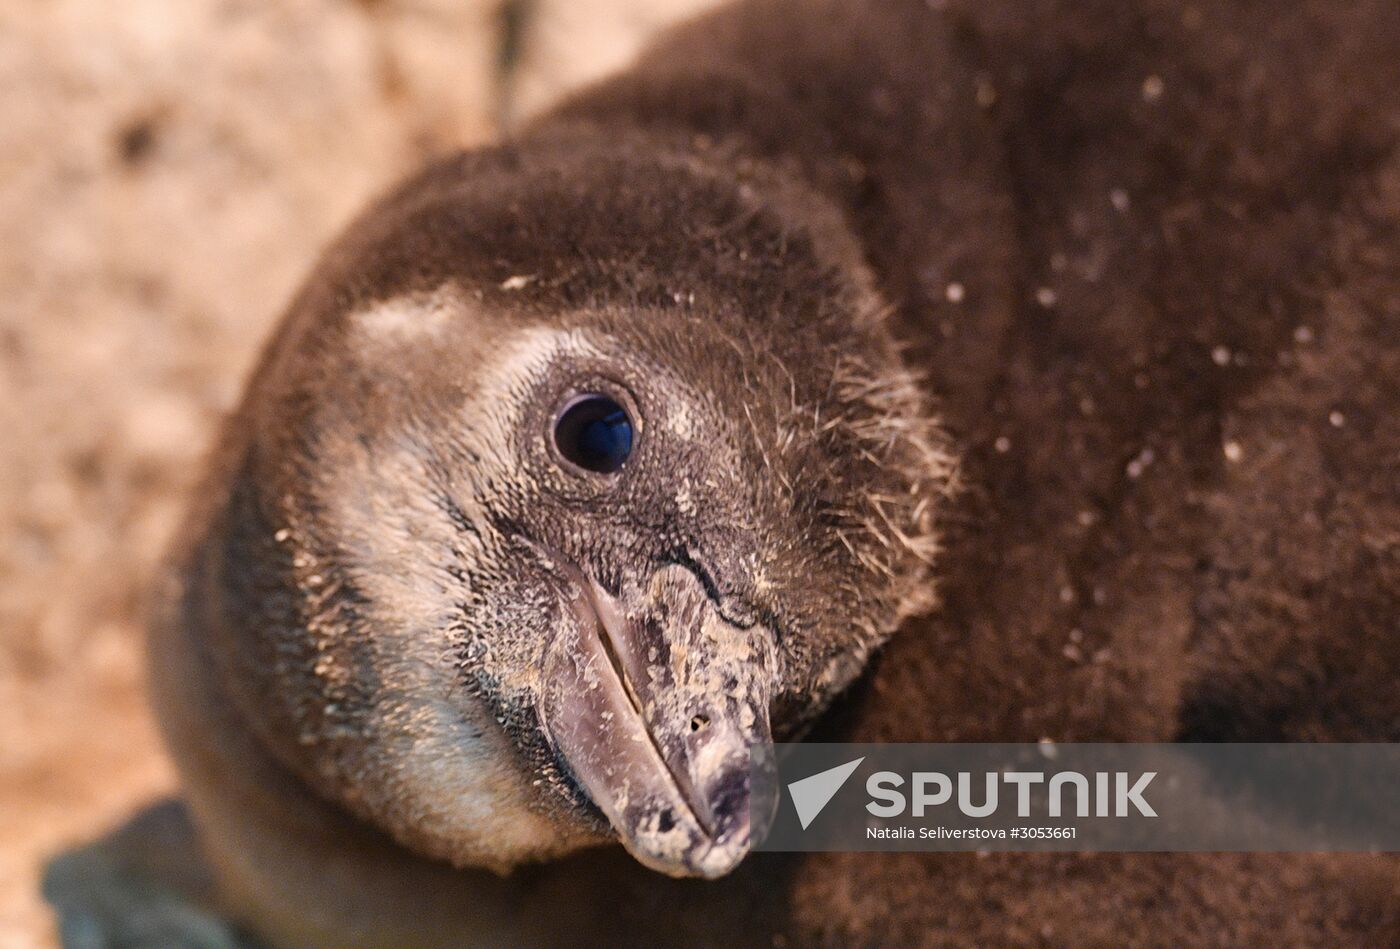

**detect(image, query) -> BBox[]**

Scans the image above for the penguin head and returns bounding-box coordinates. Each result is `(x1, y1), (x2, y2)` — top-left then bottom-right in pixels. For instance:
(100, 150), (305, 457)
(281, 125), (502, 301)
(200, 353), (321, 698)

(224, 142), (955, 879)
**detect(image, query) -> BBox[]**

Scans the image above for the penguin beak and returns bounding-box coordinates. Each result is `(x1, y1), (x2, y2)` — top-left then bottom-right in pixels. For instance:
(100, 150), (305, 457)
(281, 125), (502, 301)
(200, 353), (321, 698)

(539, 562), (776, 879)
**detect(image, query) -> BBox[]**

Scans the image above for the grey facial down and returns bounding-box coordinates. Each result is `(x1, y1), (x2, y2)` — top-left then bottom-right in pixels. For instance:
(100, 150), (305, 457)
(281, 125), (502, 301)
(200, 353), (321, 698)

(204, 280), (953, 882)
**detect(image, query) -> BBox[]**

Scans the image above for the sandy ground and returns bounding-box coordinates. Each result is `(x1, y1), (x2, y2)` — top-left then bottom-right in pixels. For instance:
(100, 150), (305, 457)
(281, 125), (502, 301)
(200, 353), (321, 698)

(0, 1), (717, 943)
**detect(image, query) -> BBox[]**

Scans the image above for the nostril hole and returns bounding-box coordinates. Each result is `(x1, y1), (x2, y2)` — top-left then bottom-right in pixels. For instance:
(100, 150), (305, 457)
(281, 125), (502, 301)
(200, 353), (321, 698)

(690, 715), (709, 733)
(657, 809), (676, 832)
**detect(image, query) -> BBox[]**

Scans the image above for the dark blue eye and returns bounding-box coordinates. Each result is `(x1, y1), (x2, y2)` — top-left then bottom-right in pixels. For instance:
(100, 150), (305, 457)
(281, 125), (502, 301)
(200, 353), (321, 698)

(552, 394), (634, 474)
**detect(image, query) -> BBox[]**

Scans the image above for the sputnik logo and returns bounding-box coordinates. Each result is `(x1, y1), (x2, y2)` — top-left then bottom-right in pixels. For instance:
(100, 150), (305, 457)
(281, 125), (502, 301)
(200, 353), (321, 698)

(787, 757), (865, 829)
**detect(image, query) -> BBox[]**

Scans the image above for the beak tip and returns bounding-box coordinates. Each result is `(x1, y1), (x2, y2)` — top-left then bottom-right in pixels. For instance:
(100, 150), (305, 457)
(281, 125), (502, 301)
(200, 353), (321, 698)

(689, 764), (756, 876)
(640, 820), (753, 880)
(689, 841), (751, 880)
(624, 771), (756, 879)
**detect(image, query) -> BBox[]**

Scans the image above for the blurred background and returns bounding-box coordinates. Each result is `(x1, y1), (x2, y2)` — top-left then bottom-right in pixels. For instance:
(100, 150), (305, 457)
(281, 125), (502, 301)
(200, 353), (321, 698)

(0, 0), (721, 941)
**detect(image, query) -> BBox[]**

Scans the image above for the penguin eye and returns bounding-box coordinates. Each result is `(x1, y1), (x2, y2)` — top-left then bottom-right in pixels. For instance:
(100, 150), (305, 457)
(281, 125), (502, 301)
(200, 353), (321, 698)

(552, 394), (634, 474)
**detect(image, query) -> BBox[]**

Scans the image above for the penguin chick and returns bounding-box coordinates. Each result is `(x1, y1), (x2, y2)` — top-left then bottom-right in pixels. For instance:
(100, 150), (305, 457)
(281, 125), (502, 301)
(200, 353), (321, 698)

(46, 0), (1397, 945)
(150, 130), (955, 883)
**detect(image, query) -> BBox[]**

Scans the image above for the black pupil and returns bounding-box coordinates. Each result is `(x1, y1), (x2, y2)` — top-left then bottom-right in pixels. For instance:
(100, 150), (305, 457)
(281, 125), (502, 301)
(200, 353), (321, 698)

(553, 395), (633, 473)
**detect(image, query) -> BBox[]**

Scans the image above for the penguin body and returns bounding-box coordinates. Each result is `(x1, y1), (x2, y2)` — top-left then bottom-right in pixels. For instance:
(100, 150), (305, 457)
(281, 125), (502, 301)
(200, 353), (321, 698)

(52, 0), (1400, 945)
